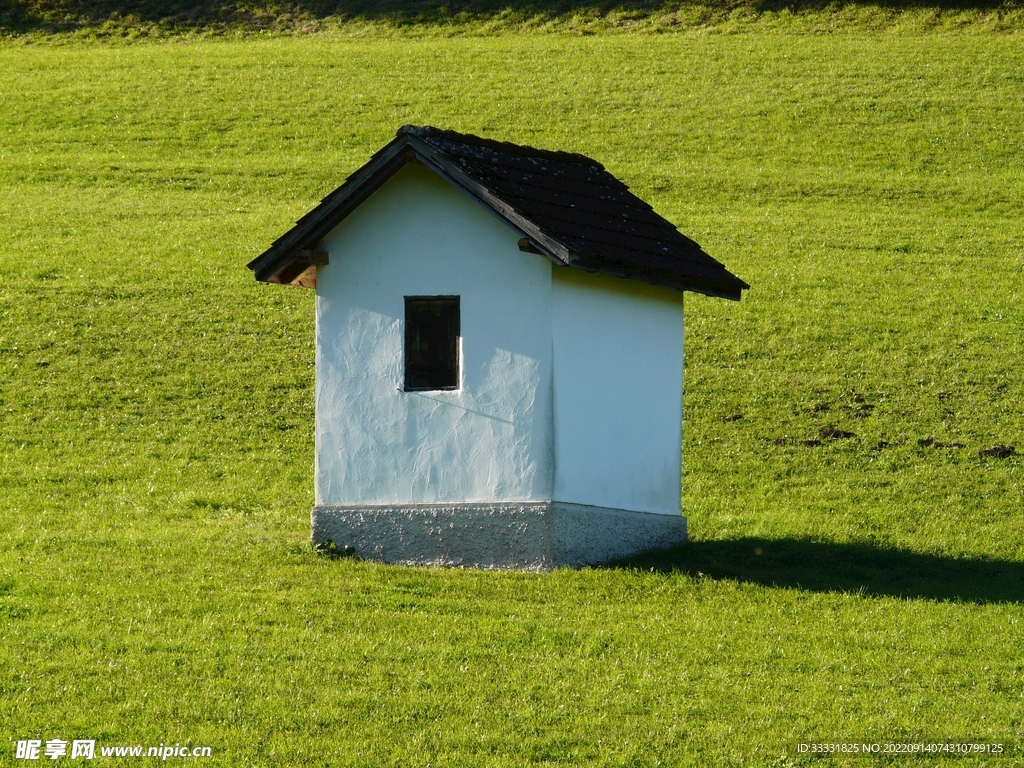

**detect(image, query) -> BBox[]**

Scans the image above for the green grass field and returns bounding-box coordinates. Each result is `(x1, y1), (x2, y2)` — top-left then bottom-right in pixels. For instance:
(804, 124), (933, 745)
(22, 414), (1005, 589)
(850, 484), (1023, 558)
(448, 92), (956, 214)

(2, 24), (1024, 766)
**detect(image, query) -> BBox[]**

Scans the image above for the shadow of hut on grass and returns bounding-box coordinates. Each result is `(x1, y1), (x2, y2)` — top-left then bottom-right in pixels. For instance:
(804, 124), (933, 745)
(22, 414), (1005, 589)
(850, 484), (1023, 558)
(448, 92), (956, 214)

(612, 537), (1024, 604)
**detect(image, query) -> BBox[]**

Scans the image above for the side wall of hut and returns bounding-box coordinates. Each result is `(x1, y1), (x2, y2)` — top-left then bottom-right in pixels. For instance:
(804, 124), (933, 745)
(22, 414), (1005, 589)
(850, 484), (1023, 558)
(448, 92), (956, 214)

(551, 268), (684, 515)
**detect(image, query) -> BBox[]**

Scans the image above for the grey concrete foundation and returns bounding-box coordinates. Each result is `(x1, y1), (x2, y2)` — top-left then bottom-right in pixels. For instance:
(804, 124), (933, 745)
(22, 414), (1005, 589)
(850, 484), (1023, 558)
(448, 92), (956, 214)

(311, 501), (687, 570)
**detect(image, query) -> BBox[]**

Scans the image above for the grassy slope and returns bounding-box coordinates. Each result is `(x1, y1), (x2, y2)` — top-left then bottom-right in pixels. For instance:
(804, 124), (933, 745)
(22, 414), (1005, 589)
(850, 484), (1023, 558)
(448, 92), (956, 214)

(1, 31), (1023, 766)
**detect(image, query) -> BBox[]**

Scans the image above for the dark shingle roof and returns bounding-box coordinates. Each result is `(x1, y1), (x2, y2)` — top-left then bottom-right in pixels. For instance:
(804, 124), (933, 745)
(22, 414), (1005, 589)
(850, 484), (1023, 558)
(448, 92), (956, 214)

(247, 125), (748, 300)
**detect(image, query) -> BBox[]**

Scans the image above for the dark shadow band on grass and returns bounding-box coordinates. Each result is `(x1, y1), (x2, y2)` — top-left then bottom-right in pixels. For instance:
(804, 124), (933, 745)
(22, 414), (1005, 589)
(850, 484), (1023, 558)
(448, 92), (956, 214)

(2, 0), (1022, 35)
(611, 537), (1024, 604)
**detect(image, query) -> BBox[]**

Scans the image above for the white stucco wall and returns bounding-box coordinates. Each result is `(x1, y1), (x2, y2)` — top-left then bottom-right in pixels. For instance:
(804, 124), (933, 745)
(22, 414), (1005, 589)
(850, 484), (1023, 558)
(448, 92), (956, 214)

(551, 268), (684, 515)
(315, 163), (554, 505)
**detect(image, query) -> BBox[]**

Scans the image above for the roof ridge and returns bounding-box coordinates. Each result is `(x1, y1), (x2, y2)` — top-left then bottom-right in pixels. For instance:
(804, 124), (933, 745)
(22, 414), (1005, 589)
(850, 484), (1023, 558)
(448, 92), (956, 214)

(397, 124), (605, 172)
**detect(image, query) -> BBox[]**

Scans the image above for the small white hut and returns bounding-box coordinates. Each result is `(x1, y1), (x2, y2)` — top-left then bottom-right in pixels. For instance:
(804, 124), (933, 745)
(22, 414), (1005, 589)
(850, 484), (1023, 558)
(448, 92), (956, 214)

(248, 125), (747, 569)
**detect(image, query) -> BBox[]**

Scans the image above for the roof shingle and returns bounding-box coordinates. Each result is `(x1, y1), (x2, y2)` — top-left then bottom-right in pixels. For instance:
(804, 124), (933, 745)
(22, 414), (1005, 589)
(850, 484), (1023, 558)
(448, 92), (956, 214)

(247, 125), (748, 300)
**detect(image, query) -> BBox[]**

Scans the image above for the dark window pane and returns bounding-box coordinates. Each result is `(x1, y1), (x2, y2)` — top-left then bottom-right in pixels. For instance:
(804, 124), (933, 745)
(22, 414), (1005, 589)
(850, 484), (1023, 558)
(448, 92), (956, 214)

(405, 296), (459, 391)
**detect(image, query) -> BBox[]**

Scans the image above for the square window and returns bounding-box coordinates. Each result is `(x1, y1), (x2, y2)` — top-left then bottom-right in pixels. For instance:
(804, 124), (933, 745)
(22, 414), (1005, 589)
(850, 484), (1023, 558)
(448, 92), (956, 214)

(404, 296), (460, 391)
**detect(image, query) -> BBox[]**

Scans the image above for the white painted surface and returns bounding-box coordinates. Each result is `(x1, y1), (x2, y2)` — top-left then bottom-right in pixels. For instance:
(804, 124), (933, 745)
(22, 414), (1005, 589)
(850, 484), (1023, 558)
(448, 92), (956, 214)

(315, 161), (686, 514)
(315, 163), (554, 505)
(551, 268), (684, 515)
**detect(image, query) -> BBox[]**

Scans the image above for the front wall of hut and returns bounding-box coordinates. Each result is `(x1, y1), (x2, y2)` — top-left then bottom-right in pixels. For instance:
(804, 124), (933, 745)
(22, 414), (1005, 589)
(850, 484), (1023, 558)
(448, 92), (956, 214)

(314, 163), (555, 506)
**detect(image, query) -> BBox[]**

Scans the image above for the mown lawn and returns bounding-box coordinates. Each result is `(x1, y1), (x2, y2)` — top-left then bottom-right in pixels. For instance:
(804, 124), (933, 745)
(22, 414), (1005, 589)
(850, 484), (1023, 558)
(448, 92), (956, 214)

(1, 29), (1023, 766)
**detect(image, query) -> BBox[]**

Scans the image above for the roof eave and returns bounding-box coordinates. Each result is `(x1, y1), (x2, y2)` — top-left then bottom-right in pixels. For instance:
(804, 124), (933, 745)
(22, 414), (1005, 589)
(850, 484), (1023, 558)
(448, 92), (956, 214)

(247, 134), (414, 285)
(568, 256), (747, 301)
